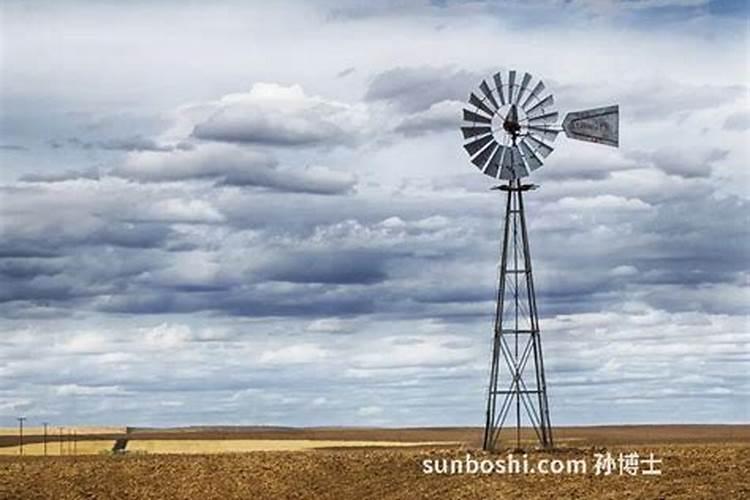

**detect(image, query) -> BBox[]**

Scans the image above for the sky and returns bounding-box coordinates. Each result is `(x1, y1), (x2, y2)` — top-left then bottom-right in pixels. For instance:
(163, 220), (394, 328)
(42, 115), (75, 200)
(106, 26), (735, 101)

(0, 0), (748, 428)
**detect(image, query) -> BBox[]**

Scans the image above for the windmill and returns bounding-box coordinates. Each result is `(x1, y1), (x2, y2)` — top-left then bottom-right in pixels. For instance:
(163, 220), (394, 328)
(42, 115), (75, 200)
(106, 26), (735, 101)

(460, 69), (619, 451)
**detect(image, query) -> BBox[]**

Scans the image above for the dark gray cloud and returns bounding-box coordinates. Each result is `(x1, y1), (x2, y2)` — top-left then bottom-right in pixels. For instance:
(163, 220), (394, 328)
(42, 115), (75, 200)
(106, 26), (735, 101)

(95, 285), (377, 318)
(67, 136), (173, 152)
(365, 66), (481, 112)
(0, 144), (27, 151)
(0, 258), (62, 280)
(193, 113), (349, 147)
(20, 167), (101, 183)
(3, 159), (746, 321)
(262, 250), (390, 285)
(0, 222), (173, 260)
(336, 67), (356, 78)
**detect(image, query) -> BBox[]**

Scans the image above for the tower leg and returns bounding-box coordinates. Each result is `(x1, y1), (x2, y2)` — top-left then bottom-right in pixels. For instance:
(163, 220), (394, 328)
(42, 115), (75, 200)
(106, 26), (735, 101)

(482, 180), (553, 451)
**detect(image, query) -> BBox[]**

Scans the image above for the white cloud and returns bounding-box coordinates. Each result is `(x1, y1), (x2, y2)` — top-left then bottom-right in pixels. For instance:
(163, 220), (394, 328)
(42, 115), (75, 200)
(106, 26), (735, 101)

(352, 336), (476, 369)
(148, 199), (225, 223)
(305, 318), (354, 334)
(56, 384), (128, 397)
(143, 323), (192, 349)
(357, 405), (383, 416)
(62, 333), (113, 354)
(259, 344), (329, 364)
(192, 83), (370, 147)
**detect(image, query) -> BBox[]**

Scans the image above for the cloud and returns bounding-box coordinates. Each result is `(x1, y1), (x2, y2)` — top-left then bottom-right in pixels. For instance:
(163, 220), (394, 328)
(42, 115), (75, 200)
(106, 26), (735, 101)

(352, 336), (475, 369)
(115, 144), (356, 195)
(191, 83), (367, 147)
(625, 147), (729, 178)
(56, 384), (128, 396)
(394, 100), (463, 136)
(365, 66), (481, 112)
(336, 67), (356, 78)
(20, 168), (101, 183)
(143, 323), (193, 349)
(305, 317), (356, 334)
(261, 249), (389, 284)
(67, 135), (174, 152)
(259, 344), (329, 364)
(357, 405), (383, 416)
(723, 110), (750, 131)
(115, 144), (274, 181)
(0, 144), (27, 151)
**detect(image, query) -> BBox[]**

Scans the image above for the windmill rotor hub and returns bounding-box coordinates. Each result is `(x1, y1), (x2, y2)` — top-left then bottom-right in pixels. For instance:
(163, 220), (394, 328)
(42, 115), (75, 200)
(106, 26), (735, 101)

(502, 104), (522, 137)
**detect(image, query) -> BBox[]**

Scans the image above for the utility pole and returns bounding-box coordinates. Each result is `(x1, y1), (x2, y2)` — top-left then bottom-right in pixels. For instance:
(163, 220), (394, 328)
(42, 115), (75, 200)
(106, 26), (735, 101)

(59, 427), (64, 455)
(43, 422), (49, 456)
(17, 417), (26, 456)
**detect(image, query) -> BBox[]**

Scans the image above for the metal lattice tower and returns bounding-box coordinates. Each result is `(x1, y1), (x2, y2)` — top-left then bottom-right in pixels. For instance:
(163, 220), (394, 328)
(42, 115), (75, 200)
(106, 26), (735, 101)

(483, 181), (552, 451)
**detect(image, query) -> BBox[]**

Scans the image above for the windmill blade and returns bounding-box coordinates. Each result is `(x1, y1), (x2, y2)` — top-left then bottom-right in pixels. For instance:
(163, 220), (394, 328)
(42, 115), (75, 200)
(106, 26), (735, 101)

(507, 70), (516, 104)
(526, 94), (554, 118)
(562, 105), (619, 147)
(493, 72), (506, 105)
(471, 140), (499, 170)
(521, 81), (545, 111)
(516, 73), (532, 105)
(528, 111), (559, 125)
(479, 80), (499, 110)
(527, 125), (559, 142)
(469, 93), (495, 118)
(484, 145), (505, 177)
(519, 139), (544, 171)
(461, 126), (491, 139)
(463, 109), (492, 125)
(526, 135), (554, 158)
(463, 134), (494, 156)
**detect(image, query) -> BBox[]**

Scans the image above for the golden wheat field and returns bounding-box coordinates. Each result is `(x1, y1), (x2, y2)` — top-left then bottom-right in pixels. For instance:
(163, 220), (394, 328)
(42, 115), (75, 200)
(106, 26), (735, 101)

(0, 440), (114, 456)
(0, 426), (125, 437)
(0, 426), (748, 499)
(0, 439), (456, 455)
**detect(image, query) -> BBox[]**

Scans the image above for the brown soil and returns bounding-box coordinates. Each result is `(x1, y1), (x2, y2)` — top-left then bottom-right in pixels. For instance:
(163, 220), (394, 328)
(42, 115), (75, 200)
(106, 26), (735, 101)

(1, 426), (748, 499)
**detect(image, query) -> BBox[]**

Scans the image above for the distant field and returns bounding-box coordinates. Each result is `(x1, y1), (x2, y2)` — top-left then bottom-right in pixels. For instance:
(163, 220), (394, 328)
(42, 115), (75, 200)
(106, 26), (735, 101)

(1, 425), (748, 455)
(126, 439), (458, 454)
(0, 426), (124, 437)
